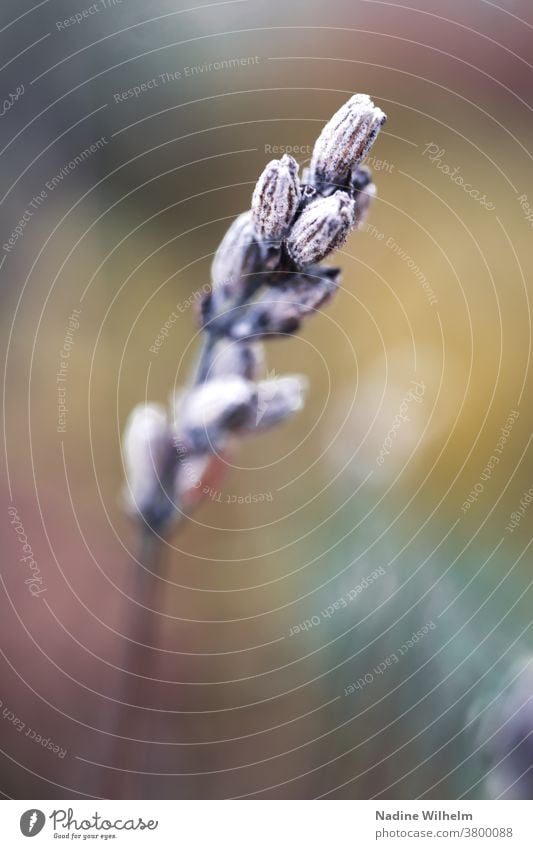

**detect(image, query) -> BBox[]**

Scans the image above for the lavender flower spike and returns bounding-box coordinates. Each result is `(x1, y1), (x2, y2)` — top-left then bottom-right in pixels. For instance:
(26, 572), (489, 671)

(309, 94), (386, 188)
(123, 93), (387, 536)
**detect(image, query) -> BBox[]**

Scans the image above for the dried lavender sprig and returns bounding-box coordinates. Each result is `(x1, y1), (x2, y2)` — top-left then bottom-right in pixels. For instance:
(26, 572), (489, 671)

(115, 93), (386, 798)
(122, 92), (387, 537)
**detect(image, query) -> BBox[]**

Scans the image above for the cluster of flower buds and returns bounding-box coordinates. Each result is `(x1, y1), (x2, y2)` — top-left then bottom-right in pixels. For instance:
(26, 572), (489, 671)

(123, 94), (386, 532)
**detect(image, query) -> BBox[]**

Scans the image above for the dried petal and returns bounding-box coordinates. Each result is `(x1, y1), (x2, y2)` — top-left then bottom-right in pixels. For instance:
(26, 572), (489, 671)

(287, 191), (355, 268)
(245, 375), (308, 432)
(179, 377), (258, 452)
(251, 154), (301, 241)
(121, 403), (174, 517)
(309, 94), (386, 188)
(229, 268), (340, 340)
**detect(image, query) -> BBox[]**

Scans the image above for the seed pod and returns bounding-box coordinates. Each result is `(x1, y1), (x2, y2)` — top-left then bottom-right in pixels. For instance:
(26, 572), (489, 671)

(121, 403), (174, 517)
(287, 191), (355, 268)
(211, 211), (263, 298)
(309, 94), (386, 188)
(229, 267), (341, 340)
(251, 154), (301, 241)
(179, 377), (258, 452)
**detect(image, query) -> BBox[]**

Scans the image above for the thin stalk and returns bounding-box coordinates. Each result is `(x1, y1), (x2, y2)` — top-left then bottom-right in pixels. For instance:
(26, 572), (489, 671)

(193, 332), (217, 385)
(103, 526), (165, 799)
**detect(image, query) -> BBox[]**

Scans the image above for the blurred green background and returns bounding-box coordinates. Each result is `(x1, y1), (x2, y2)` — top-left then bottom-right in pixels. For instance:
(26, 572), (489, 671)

(2, 0), (533, 799)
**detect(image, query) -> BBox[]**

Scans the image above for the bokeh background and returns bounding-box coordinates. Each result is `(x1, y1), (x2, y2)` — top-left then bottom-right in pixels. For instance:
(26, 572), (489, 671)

(2, 0), (533, 799)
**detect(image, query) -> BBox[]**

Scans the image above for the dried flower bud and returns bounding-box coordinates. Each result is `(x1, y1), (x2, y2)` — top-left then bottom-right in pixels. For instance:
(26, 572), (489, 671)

(208, 339), (264, 380)
(309, 94), (386, 188)
(121, 403), (174, 518)
(211, 212), (264, 298)
(229, 267), (340, 340)
(179, 377), (258, 452)
(287, 191), (355, 268)
(252, 154), (301, 241)
(245, 375), (308, 432)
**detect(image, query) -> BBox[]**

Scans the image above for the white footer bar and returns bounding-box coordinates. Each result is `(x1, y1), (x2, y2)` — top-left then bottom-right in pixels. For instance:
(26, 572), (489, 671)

(2, 799), (531, 848)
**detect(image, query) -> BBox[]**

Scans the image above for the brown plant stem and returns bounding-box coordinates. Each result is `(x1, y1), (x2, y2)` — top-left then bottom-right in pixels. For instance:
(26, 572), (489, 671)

(106, 322), (226, 797)
(102, 527), (165, 798)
